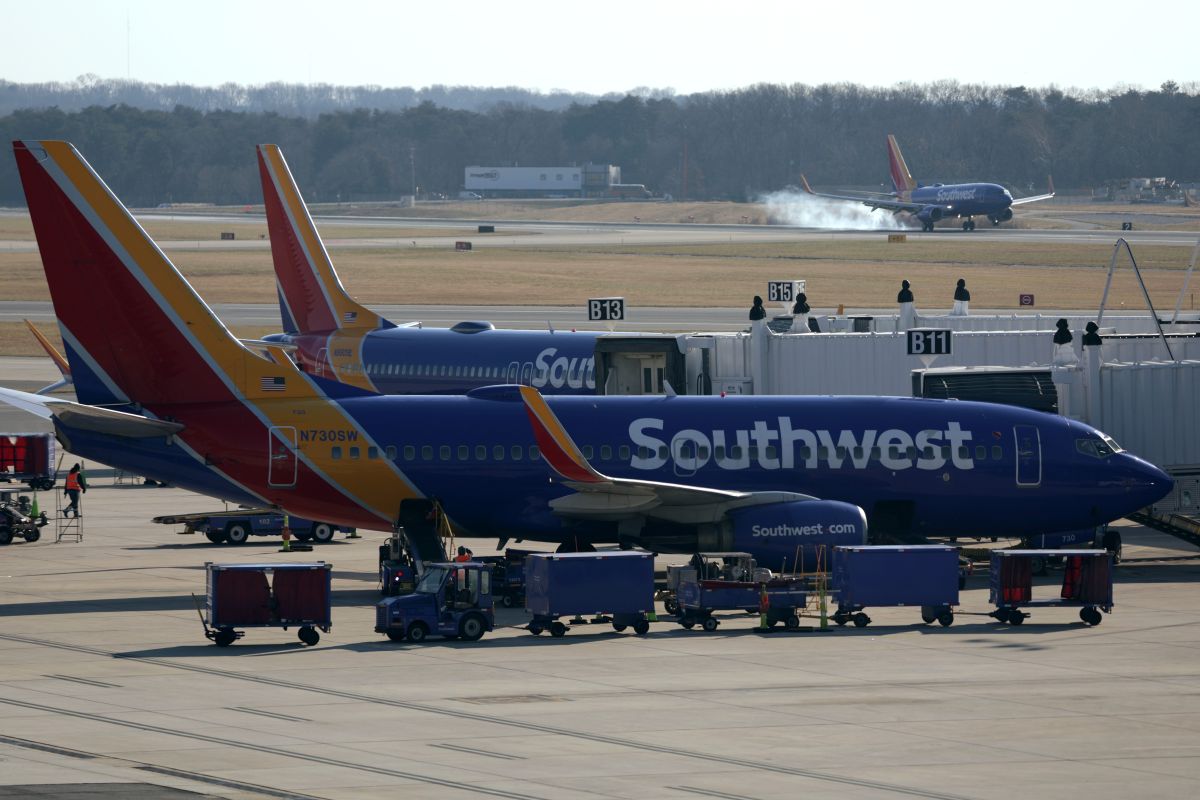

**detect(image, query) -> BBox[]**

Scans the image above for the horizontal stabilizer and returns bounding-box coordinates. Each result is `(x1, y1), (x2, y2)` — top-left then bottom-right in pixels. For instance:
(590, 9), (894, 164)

(0, 386), (184, 438)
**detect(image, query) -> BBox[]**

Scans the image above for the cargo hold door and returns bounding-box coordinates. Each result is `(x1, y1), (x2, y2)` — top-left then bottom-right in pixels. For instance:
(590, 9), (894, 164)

(269, 426), (298, 487)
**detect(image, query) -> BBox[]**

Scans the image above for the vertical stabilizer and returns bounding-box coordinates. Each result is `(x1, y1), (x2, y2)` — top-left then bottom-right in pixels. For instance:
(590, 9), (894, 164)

(887, 134), (918, 198)
(257, 144), (391, 335)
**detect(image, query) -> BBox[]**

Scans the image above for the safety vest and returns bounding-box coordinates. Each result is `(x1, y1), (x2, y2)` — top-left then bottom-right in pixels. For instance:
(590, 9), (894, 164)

(65, 472), (81, 491)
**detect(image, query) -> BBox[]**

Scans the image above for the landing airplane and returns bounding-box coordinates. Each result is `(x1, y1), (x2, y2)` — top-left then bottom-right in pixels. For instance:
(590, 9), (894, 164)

(256, 144), (600, 395)
(5, 141), (1170, 568)
(801, 134), (1054, 232)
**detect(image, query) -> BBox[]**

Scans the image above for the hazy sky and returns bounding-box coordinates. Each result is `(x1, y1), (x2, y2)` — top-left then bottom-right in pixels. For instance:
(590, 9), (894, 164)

(2, 1), (1195, 95)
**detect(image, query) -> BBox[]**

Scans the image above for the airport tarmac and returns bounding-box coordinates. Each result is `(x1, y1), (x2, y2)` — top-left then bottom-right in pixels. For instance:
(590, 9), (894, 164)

(1, 461), (1199, 799)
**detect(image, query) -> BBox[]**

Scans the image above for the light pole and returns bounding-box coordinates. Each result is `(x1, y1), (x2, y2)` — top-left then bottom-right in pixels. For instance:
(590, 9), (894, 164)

(409, 146), (416, 199)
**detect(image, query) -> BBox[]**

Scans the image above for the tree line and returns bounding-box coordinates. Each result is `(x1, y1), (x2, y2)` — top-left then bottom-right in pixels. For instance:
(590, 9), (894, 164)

(1, 80), (1197, 207)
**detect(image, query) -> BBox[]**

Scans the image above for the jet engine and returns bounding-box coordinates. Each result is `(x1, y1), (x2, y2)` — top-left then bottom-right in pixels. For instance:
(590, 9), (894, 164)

(695, 500), (868, 572)
(989, 208), (1014, 224)
(916, 205), (944, 226)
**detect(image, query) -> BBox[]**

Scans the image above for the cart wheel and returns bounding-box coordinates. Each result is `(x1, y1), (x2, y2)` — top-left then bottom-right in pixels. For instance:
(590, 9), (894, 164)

(664, 599), (680, 616)
(205, 531), (226, 544)
(993, 608), (1011, 624)
(550, 621), (567, 638)
(613, 622), (627, 632)
(214, 629), (236, 647)
(1080, 607), (1103, 626)
(853, 613), (870, 628)
(459, 613), (486, 642)
(311, 523), (335, 543)
(1008, 612), (1025, 626)
(297, 626), (320, 646)
(501, 594), (514, 608)
(785, 614), (801, 630)
(702, 617), (719, 632)
(633, 620), (650, 635)
(680, 620), (695, 629)
(921, 606), (938, 624)
(23, 528), (40, 543)
(0, 528), (14, 546)
(407, 622), (429, 642)
(224, 523), (249, 545)
(385, 630), (406, 642)
(831, 612), (847, 626)
(528, 624), (543, 636)
(937, 610), (954, 627)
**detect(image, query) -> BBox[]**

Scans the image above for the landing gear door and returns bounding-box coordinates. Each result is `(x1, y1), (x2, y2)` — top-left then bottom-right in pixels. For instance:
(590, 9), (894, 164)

(268, 426), (298, 488)
(1014, 425), (1041, 487)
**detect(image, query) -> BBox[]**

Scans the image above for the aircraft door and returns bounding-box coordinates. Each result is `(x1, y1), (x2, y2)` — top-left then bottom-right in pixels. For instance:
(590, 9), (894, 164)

(268, 426), (298, 487)
(519, 362), (534, 386)
(1014, 425), (1041, 487)
(506, 361), (519, 383)
(672, 437), (700, 478)
(315, 347), (331, 378)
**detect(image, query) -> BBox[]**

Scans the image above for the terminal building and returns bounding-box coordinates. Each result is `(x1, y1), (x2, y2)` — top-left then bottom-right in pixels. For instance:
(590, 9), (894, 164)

(463, 163), (650, 198)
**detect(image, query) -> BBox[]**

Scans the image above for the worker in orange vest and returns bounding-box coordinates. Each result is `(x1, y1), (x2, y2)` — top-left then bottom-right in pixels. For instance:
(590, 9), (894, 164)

(64, 463), (88, 518)
(454, 546), (473, 563)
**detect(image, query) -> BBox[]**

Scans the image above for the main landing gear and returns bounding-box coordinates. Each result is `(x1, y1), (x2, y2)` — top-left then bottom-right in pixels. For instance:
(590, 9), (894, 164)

(961, 218), (977, 231)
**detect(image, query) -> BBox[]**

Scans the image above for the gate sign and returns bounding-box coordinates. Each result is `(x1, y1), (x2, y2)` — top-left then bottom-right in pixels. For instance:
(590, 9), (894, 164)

(767, 280), (805, 304)
(588, 297), (625, 321)
(907, 328), (952, 356)
(1019, 293), (1035, 306)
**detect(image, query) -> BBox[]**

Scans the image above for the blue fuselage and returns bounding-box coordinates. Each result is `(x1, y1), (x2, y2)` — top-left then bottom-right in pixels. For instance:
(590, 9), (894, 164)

(911, 182), (1014, 220)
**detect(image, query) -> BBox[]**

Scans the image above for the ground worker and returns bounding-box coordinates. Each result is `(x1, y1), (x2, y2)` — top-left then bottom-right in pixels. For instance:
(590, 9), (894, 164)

(454, 545), (472, 563)
(63, 463), (87, 518)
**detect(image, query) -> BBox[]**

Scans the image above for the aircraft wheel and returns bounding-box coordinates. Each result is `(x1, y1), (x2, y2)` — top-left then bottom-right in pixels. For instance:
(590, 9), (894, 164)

(407, 622), (429, 642)
(702, 617), (719, 632)
(297, 626), (320, 646)
(224, 523), (249, 545)
(550, 621), (567, 638)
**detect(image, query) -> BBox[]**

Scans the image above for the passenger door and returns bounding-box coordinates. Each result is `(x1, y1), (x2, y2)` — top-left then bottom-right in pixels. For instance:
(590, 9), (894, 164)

(1014, 425), (1041, 487)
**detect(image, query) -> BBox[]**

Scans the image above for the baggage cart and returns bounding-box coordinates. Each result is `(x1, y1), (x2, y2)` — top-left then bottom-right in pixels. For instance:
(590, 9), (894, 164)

(0, 433), (55, 491)
(674, 552), (807, 631)
(832, 545), (960, 628)
(525, 550), (654, 637)
(199, 562), (332, 646)
(989, 549), (1113, 626)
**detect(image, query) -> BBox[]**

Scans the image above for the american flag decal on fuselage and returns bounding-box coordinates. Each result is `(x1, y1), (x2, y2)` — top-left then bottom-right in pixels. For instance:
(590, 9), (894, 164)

(343, 311), (357, 323)
(260, 376), (286, 392)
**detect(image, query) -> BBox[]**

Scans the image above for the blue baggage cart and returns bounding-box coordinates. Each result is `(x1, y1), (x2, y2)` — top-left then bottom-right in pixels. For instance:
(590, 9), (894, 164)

(832, 545), (960, 627)
(199, 562), (332, 647)
(674, 552), (807, 631)
(525, 550), (655, 637)
(989, 549), (1113, 626)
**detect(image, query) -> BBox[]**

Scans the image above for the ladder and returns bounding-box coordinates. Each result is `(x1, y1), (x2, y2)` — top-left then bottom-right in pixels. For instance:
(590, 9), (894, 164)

(53, 454), (83, 543)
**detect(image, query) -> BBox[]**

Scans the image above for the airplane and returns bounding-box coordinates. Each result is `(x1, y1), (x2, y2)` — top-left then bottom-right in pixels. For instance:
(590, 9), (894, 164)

(255, 144), (601, 395)
(4, 140), (1171, 570)
(801, 134), (1054, 232)
(24, 319), (72, 394)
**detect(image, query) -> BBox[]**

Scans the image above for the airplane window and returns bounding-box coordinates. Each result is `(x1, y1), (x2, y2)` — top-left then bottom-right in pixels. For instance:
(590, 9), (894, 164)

(922, 447), (935, 459)
(975, 445), (986, 461)
(349, 446), (360, 460)
(941, 446), (951, 461)
(421, 445), (432, 460)
(887, 446), (901, 460)
(619, 445), (630, 461)
(403, 445), (414, 460)
(1101, 434), (1123, 453)
(958, 446), (969, 461)
(1076, 438), (1115, 459)
(601, 445), (612, 460)
(493, 445), (505, 461)
(331, 446), (342, 460)
(869, 447), (880, 461)
(764, 446), (776, 460)
(991, 445), (1003, 460)
(852, 446), (863, 460)
(441, 366), (448, 376)
(511, 445), (523, 460)
(530, 445), (540, 460)
(835, 447), (847, 460)
(386, 445), (397, 460)
(458, 445), (469, 460)
(700, 446), (711, 460)
(799, 446), (812, 460)
(730, 446), (743, 459)
(818, 447), (829, 460)
(907, 447), (918, 460)
(715, 445), (726, 460)
(368, 446), (378, 460)
(658, 446), (669, 461)
(455, 366), (462, 377)
(439, 445), (451, 461)
(476, 445), (487, 460)
(582, 446), (594, 459)
(638, 446), (649, 460)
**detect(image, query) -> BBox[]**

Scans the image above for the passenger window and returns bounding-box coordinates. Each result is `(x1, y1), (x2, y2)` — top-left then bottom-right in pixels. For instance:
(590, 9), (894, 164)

(619, 445), (631, 461)
(400, 445), (412, 460)
(511, 445), (523, 461)
(457, 445), (469, 460)
(835, 446), (847, 460)
(386, 445), (397, 460)
(764, 446), (775, 460)
(818, 447), (829, 460)
(715, 445), (725, 460)
(476, 445), (487, 460)
(638, 446), (649, 460)
(731, 446), (743, 459)
(992, 445), (1003, 460)
(907, 447), (918, 460)
(975, 445), (986, 461)
(600, 445), (612, 461)
(530, 445), (540, 460)
(852, 446), (863, 460)
(439, 446), (451, 461)
(958, 446), (969, 461)
(941, 446), (951, 460)
(331, 446), (342, 460)
(367, 446), (378, 460)
(582, 445), (594, 459)
(658, 446), (669, 461)
(349, 446), (360, 460)
(493, 445), (505, 461)
(799, 446), (811, 460)
(699, 445), (711, 460)
(421, 445), (432, 460)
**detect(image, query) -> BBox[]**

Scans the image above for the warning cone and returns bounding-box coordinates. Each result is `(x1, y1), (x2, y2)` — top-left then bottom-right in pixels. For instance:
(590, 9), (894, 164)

(281, 515), (292, 551)
(30, 493), (39, 519)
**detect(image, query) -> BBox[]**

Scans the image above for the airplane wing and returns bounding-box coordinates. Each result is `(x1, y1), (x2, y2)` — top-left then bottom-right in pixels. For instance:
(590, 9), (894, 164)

(799, 174), (932, 214)
(1011, 176), (1055, 206)
(517, 385), (816, 524)
(0, 386), (184, 439)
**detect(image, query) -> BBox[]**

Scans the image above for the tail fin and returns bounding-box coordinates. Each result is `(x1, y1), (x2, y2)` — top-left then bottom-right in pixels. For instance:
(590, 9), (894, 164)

(24, 319), (72, 395)
(887, 135), (917, 197)
(13, 140), (297, 407)
(257, 144), (391, 335)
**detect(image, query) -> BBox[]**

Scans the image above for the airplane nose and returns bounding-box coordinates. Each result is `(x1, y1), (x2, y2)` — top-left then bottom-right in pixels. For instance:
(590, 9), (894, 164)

(1123, 455), (1173, 509)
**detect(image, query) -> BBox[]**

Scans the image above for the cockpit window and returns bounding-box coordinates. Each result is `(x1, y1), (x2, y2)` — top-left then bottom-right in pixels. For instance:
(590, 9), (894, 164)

(1076, 436), (1119, 459)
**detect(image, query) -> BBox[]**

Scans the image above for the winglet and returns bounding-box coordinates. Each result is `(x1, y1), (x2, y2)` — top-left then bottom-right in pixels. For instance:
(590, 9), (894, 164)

(24, 319), (73, 394)
(517, 385), (606, 484)
(887, 134), (917, 197)
(799, 174), (814, 194)
(1047, 175), (1055, 197)
(257, 144), (392, 335)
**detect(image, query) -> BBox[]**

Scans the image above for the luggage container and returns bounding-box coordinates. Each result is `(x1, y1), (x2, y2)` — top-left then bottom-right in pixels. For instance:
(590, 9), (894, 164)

(525, 550), (654, 637)
(199, 562), (332, 646)
(673, 552), (808, 631)
(989, 549), (1113, 626)
(832, 545), (960, 627)
(0, 433), (55, 491)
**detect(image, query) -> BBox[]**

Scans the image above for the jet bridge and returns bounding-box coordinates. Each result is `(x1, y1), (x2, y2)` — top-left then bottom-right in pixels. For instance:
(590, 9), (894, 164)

(595, 335), (707, 395)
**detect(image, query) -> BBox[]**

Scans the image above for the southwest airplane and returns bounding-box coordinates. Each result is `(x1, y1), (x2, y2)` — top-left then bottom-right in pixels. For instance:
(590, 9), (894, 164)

(801, 134), (1054, 231)
(256, 144), (600, 395)
(3, 141), (1170, 569)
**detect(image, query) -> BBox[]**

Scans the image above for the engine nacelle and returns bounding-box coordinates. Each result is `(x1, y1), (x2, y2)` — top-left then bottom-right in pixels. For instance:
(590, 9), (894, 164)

(720, 500), (867, 572)
(991, 208), (1014, 223)
(916, 205), (944, 225)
